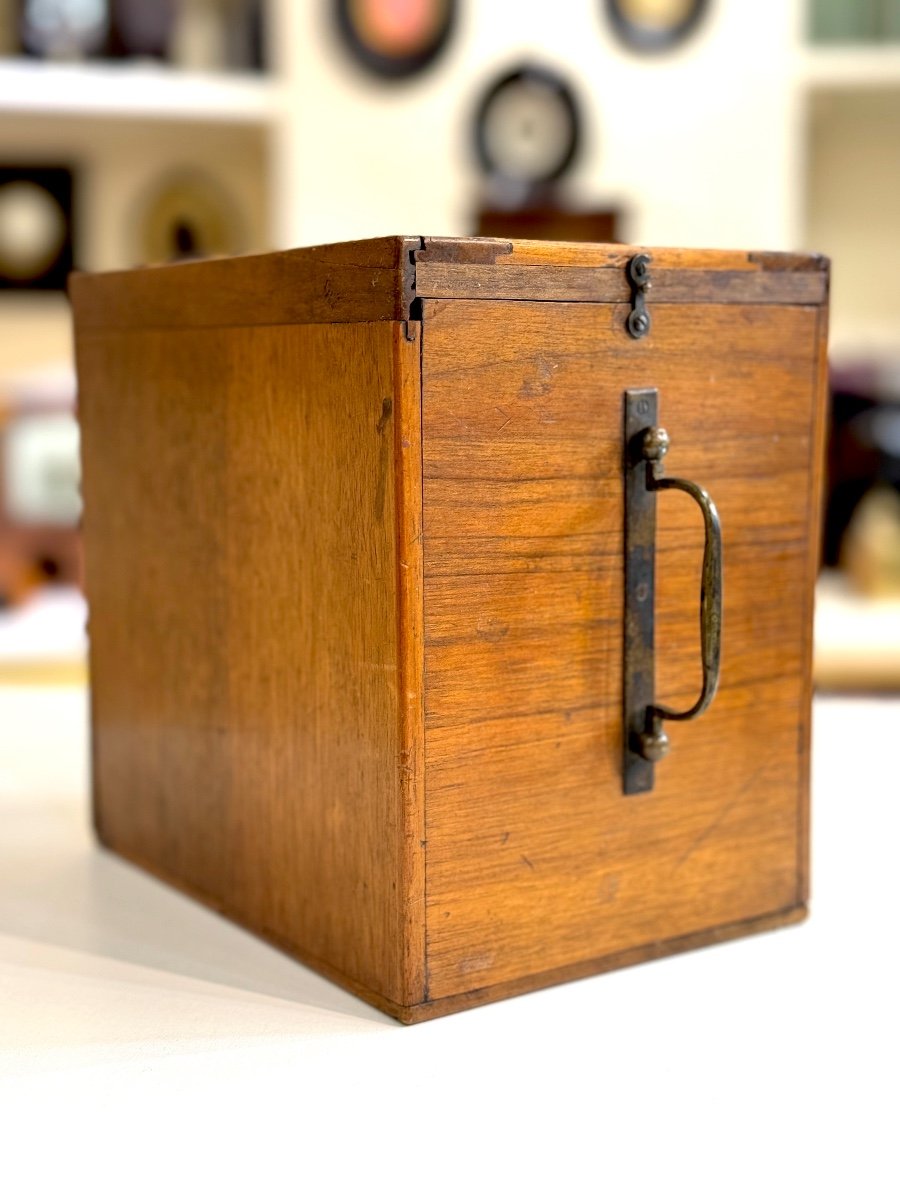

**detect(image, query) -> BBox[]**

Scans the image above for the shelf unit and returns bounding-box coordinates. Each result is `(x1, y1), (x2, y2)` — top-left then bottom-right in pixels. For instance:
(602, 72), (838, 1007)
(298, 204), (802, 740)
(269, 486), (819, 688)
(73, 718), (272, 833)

(0, 40), (281, 378)
(0, 57), (283, 123)
(0, 2), (899, 367)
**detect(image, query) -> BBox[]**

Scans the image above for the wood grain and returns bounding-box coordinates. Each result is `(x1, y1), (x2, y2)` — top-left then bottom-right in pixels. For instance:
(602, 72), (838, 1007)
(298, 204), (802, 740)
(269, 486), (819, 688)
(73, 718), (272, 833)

(75, 315), (425, 1007)
(69, 235), (827, 333)
(394, 904), (807, 1023)
(417, 237), (829, 272)
(414, 263), (827, 306)
(415, 239), (828, 306)
(421, 296), (825, 1003)
(69, 235), (420, 330)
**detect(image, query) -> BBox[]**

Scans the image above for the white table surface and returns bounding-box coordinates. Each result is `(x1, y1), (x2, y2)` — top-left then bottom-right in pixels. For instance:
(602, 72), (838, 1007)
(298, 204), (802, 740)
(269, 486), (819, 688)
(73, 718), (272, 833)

(1, 686), (897, 1200)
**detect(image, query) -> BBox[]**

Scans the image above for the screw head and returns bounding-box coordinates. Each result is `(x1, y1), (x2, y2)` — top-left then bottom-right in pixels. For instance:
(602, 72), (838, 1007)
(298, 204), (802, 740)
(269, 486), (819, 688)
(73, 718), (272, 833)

(637, 728), (670, 763)
(628, 253), (652, 286)
(627, 309), (651, 338)
(642, 426), (670, 462)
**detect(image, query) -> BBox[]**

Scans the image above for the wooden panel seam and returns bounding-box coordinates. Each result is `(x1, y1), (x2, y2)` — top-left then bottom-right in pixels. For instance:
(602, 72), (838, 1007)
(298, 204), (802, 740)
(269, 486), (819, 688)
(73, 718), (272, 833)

(419, 315), (431, 1004)
(392, 319), (427, 1006)
(419, 313), (432, 1003)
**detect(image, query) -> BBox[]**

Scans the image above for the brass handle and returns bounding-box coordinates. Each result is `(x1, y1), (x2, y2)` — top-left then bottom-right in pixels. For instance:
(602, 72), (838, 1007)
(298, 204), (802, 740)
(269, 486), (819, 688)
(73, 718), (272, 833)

(639, 427), (723, 753)
(623, 389), (723, 794)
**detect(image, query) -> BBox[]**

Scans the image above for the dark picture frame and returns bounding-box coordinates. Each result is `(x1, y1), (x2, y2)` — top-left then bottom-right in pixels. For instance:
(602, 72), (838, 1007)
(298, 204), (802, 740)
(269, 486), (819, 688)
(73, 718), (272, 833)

(473, 65), (582, 188)
(333, 0), (456, 80)
(0, 166), (74, 291)
(604, 0), (709, 52)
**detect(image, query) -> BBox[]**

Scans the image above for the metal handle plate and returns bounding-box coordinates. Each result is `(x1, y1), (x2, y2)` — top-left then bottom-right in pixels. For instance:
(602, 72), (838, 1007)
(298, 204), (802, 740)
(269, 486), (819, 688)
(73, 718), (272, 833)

(623, 388), (723, 795)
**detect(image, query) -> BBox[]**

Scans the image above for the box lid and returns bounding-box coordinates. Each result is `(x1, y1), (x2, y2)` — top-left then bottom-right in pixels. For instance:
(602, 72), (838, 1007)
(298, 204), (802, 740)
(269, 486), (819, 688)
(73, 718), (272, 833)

(69, 235), (829, 332)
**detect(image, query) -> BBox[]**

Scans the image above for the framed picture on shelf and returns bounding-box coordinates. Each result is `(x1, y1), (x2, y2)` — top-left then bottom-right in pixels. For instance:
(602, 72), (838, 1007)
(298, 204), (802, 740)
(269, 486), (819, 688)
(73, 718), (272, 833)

(0, 167), (74, 292)
(604, 0), (708, 52)
(333, 0), (456, 80)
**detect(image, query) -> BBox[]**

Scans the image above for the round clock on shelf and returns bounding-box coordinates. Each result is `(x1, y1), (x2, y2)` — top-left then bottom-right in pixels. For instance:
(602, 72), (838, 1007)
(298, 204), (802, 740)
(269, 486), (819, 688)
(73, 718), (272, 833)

(474, 65), (583, 192)
(334, 0), (456, 81)
(604, 0), (708, 52)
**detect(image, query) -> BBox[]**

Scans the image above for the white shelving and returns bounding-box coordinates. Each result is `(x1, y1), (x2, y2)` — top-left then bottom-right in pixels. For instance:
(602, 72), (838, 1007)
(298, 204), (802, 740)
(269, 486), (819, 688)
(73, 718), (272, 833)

(3, 10), (900, 341)
(0, 57), (282, 124)
(0, 56), (276, 372)
(801, 44), (900, 88)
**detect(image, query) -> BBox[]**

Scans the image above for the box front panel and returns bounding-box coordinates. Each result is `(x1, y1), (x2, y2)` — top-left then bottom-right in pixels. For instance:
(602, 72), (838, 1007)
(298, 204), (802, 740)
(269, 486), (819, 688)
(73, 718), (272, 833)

(422, 297), (824, 1002)
(78, 318), (423, 1006)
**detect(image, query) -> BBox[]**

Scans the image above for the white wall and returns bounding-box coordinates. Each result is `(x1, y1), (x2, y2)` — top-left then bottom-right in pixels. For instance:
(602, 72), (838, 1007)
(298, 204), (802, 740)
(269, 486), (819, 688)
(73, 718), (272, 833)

(272, 0), (804, 251)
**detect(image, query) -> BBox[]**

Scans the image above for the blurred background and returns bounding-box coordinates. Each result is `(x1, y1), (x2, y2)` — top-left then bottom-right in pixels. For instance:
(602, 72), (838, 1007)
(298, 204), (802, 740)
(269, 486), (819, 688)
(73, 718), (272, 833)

(0, 0), (899, 689)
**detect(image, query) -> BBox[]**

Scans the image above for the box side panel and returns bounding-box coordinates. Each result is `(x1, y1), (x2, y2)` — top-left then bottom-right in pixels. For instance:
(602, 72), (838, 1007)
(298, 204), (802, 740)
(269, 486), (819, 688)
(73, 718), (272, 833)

(75, 315), (424, 1007)
(421, 296), (824, 1003)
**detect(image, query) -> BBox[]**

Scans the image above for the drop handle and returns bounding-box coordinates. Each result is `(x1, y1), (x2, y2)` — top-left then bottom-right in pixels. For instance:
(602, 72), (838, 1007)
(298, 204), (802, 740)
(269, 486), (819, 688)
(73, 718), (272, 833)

(623, 389), (723, 795)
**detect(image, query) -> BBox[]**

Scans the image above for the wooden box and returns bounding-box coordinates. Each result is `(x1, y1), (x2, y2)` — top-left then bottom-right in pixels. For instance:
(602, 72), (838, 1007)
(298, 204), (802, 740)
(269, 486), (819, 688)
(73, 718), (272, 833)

(71, 237), (829, 1023)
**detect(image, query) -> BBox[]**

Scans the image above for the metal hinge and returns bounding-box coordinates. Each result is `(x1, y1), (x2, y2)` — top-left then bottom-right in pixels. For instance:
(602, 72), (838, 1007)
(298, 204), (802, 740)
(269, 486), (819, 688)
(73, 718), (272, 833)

(626, 253), (652, 339)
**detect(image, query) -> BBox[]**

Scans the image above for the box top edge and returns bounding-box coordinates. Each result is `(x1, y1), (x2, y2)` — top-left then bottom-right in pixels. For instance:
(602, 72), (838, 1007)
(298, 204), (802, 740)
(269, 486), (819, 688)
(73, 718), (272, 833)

(68, 235), (830, 334)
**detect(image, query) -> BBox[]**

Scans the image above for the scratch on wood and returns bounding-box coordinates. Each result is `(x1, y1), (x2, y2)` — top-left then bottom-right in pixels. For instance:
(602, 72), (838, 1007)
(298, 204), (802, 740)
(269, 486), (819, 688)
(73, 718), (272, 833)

(520, 357), (559, 401)
(674, 764), (765, 869)
(598, 873), (620, 903)
(458, 952), (495, 975)
(376, 396), (392, 434)
(475, 616), (509, 642)
(674, 798), (737, 869)
(374, 396), (393, 514)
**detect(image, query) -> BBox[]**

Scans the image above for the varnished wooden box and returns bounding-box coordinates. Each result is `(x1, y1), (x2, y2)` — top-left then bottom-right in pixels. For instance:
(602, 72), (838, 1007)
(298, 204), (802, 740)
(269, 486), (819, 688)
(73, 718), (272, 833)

(71, 237), (829, 1023)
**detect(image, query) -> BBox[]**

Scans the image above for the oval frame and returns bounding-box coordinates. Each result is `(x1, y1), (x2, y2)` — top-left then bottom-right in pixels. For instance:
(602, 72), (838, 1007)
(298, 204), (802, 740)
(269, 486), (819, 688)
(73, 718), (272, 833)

(333, 0), (457, 81)
(604, 0), (709, 53)
(473, 64), (583, 188)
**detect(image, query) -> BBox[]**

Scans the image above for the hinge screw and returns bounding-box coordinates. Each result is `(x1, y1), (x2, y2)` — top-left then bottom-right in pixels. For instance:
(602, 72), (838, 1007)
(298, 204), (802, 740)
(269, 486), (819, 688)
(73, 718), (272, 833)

(629, 311), (649, 336)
